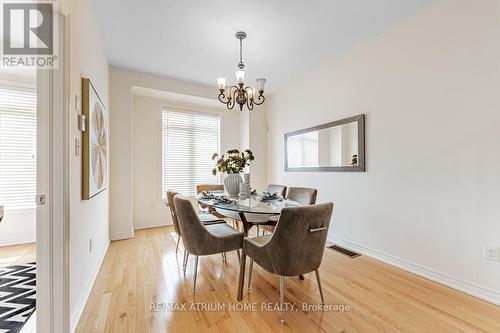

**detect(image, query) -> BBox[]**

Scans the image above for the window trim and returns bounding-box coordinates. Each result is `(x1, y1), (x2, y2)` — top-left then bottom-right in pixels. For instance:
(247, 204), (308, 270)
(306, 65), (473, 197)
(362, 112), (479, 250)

(157, 104), (221, 203)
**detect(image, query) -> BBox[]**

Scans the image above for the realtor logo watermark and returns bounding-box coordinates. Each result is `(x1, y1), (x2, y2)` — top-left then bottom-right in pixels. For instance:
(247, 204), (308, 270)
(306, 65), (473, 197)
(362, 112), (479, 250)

(1, 1), (58, 68)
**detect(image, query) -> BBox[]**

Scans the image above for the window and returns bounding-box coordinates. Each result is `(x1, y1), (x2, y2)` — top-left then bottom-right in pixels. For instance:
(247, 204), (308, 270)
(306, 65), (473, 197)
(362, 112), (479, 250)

(0, 84), (37, 210)
(162, 109), (220, 197)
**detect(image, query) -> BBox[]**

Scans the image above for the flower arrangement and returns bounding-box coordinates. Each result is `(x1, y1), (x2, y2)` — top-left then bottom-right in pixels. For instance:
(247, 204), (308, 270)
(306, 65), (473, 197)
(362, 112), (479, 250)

(212, 149), (255, 175)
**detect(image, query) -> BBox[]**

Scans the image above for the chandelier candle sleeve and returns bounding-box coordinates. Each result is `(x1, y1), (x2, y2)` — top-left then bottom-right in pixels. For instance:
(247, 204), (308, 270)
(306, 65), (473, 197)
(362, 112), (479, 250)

(236, 70), (246, 85)
(217, 78), (226, 91)
(256, 78), (266, 92)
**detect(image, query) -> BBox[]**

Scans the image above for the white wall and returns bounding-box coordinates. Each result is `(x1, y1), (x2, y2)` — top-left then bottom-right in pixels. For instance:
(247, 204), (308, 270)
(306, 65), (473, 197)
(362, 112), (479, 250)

(111, 68), (246, 239)
(248, 107), (268, 190)
(68, 0), (110, 329)
(132, 95), (240, 230)
(0, 210), (36, 246)
(267, 0), (500, 304)
(239, 107), (267, 190)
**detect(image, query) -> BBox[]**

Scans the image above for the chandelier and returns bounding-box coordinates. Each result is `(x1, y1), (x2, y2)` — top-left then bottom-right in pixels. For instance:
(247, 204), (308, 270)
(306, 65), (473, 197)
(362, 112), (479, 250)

(217, 31), (267, 111)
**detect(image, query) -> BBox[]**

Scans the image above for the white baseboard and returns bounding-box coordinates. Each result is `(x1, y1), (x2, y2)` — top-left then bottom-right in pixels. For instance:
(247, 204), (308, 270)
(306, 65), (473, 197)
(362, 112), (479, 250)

(328, 235), (500, 306)
(110, 230), (134, 241)
(133, 220), (171, 231)
(70, 241), (110, 333)
(0, 235), (36, 247)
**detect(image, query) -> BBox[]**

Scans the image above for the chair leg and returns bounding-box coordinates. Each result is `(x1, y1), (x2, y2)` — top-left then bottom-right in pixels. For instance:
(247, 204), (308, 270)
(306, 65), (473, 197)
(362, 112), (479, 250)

(279, 276), (285, 324)
(247, 259), (253, 290)
(183, 251), (189, 275)
(233, 220), (240, 230)
(315, 269), (325, 305)
(192, 256), (199, 294)
(175, 236), (180, 254)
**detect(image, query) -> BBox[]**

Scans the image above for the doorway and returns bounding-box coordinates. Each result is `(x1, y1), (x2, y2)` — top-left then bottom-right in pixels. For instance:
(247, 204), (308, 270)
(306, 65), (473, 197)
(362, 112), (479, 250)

(0, 67), (37, 333)
(0, 4), (68, 333)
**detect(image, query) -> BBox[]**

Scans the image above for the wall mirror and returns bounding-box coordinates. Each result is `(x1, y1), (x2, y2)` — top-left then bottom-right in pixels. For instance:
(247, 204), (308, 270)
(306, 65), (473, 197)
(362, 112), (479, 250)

(284, 114), (365, 172)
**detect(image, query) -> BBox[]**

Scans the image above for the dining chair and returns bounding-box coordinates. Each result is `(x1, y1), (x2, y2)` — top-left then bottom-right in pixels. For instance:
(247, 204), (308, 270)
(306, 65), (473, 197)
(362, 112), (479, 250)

(286, 186), (318, 205)
(256, 184), (287, 237)
(196, 184), (226, 217)
(242, 202), (333, 323)
(196, 184), (224, 193)
(174, 195), (244, 294)
(260, 186), (318, 235)
(167, 191), (226, 273)
(266, 184), (287, 198)
(196, 183), (242, 230)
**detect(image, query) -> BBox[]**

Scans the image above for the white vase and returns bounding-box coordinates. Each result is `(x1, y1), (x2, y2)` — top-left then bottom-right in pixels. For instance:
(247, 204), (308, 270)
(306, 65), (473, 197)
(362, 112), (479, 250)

(224, 173), (243, 197)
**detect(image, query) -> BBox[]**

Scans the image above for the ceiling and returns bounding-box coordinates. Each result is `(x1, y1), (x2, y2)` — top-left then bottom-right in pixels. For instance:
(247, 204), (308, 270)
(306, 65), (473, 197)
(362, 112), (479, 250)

(93, 0), (433, 93)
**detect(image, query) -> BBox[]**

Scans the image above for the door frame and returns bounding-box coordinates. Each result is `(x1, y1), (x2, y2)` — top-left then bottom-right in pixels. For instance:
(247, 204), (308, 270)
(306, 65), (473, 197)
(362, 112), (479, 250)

(36, 1), (70, 332)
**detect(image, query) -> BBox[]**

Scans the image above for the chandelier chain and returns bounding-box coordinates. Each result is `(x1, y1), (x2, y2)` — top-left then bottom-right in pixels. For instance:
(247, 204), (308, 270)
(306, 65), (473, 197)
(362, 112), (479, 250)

(239, 37), (244, 68)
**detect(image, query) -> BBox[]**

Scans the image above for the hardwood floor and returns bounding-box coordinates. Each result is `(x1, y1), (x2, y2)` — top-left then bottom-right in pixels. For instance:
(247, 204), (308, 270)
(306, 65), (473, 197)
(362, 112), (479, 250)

(75, 226), (500, 332)
(0, 243), (36, 267)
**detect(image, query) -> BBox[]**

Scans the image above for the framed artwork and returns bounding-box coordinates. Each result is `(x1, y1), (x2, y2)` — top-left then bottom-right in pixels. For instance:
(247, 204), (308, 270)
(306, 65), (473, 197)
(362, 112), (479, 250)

(82, 78), (108, 199)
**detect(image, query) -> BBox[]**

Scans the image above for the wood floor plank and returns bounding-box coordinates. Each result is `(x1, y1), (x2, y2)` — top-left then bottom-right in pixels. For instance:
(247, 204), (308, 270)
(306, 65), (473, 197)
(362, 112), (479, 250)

(75, 226), (500, 333)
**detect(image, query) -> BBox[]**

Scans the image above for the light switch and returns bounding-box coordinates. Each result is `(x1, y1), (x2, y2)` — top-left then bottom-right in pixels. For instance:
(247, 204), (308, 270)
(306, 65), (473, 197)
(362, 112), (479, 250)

(75, 94), (80, 113)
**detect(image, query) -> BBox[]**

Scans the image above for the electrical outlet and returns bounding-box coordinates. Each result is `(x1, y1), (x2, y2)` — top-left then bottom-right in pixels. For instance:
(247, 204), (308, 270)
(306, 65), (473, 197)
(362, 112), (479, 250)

(484, 245), (499, 262)
(75, 138), (80, 156)
(89, 238), (93, 253)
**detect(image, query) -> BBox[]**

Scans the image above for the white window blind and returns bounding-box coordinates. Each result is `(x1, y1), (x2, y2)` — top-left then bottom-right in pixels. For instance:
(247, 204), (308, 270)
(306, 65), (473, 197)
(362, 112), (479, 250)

(0, 84), (37, 211)
(162, 109), (220, 197)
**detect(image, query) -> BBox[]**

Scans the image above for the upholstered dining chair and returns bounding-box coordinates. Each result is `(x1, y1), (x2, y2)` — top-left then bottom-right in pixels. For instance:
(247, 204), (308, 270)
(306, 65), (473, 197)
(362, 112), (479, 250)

(196, 183), (242, 230)
(266, 184), (287, 198)
(167, 191), (226, 273)
(242, 202), (333, 323)
(286, 187), (318, 205)
(256, 184), (288, 236)
(260, 186), (318, 235)
(174, 195), (244, 294)
(196, 184), (225, 216)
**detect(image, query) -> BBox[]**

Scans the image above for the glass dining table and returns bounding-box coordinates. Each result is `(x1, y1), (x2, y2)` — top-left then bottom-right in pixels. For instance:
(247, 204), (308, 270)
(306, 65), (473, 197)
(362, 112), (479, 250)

(197, 195), (300, 237)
